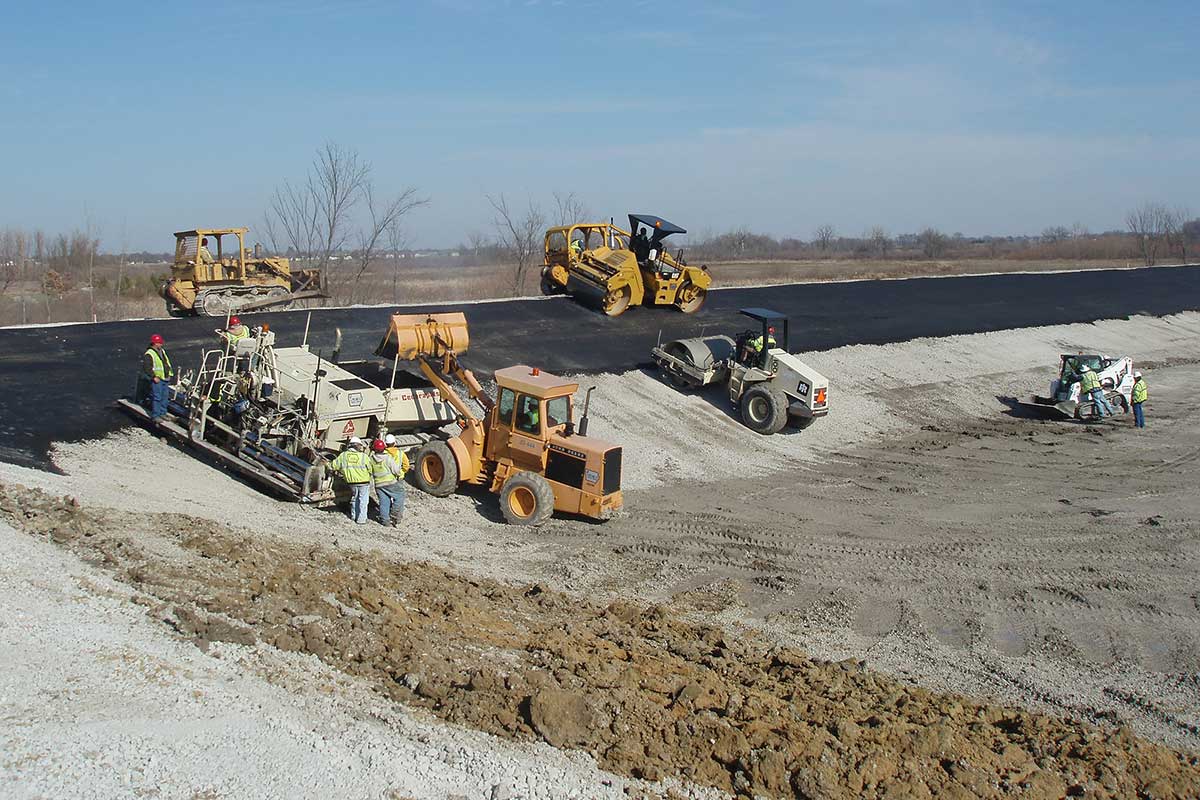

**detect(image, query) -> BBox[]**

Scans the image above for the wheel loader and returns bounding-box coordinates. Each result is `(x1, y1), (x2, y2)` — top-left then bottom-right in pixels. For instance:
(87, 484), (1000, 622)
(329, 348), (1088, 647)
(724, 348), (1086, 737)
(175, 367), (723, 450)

(540, 213), (711, 316)
(1030, 353), (1134, 420)
(377, 312), (624, 525)
(651, 308), (829, 435)
(161, 227), (325, 317)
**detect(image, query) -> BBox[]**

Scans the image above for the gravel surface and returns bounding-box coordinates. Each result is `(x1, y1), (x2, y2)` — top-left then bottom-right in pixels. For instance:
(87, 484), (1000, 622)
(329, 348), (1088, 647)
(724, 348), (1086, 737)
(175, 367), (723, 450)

(0, 517), (707, 800)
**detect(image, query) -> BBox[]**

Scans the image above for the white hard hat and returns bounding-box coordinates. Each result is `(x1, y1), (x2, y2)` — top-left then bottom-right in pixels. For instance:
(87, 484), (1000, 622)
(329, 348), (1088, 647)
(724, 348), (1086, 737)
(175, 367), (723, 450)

(348, 436), (362, 445)
(384, 434), (396, 445)
(1134, 370), (1142, 378)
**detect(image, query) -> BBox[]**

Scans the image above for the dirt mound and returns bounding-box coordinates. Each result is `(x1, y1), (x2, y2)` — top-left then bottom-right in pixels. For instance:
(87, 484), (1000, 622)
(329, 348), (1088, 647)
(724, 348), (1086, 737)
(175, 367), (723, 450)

(5, 483), (1199, 799)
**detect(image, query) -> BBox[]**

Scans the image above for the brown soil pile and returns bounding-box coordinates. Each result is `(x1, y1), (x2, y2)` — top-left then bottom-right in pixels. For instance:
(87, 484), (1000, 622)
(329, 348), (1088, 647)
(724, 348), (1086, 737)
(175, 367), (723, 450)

(5, 483), (1199, 800)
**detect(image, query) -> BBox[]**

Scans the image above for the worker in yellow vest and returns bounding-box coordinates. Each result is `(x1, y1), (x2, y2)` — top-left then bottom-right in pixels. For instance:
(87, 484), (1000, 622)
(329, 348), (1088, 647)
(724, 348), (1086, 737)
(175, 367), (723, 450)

(1078, 364), (1113, 418)
(330, 437), (372, 523)
(138, 333), (174, 419)
(1131, 371), (1148, 429)
(370, 437), (409, 525)
(219, 315), (250, 347)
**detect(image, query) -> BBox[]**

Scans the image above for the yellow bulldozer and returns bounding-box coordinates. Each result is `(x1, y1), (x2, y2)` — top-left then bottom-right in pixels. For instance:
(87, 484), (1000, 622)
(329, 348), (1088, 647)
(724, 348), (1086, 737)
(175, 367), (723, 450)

(540, 213), (711, 316)
(161, 227), (325, 316)
(376, 312), (624, 525)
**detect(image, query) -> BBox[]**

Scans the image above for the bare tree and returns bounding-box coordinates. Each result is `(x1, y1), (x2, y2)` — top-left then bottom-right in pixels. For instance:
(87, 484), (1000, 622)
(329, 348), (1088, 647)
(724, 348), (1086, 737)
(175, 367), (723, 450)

(349, 182), (428, 303)
(552, 192), (591, 226)
(918, 227), (948, 259)
(386, 218), (409, 304)
(1041, 225), (1071, 244)
(868, 226), (891, 256)
(813, 224), (836, 252)
(1125, 202), (1168, 266)
(1162, 206), (1192, 265)
(488, 193), (545, 296)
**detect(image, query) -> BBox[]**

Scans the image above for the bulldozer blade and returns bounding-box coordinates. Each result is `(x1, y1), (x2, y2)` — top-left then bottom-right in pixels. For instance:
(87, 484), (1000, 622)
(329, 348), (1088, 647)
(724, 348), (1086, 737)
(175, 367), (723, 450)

(376, 311), (470, 360)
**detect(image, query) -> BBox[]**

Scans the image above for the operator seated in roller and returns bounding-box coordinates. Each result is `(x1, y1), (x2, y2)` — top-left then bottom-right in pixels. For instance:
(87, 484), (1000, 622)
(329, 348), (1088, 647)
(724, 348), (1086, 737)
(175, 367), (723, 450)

(739, 328), (778, 365)
(198, 237), (215, 265)
(632, 227), (651, 264)
(516, 396), (540, 435)
(569, 236), (584, 260)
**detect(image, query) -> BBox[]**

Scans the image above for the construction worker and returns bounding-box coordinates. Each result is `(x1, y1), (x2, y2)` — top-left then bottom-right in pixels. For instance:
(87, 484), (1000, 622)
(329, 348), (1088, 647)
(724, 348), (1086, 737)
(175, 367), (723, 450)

(198, 237), (214, 265)
(138, 333), (174, 419)
(1078, 364), (1113, 418)
(1131, 370), (1148, 428)
(329, 437), (372, 524)
(369, 438), (409, 526)
(569, 237), (583, 259)
(743, 328), (778, 364)
(219, 315), (250, 347)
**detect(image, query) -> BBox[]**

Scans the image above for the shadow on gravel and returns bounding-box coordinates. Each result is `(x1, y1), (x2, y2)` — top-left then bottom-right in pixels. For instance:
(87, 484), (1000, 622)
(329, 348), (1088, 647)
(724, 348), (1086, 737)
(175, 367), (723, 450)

(996, 395), (1064, 421)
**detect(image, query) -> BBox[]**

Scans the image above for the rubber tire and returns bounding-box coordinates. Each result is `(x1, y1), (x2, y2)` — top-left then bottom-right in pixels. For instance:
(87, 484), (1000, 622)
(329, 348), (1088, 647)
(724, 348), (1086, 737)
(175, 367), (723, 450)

(499, 471), (555, 526)
(740, 384), (788, 435)
(413, 440), (459, 497)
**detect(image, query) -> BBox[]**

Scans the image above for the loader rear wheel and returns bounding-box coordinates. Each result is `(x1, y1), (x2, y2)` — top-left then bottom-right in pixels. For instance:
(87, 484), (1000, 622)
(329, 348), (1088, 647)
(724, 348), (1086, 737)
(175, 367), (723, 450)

(675, 282), (706, 314)
(740, 384), (788, 435)
(602, 286), (632, 317)
(413, 440), (459, 497)
(499, 471), (555, 526)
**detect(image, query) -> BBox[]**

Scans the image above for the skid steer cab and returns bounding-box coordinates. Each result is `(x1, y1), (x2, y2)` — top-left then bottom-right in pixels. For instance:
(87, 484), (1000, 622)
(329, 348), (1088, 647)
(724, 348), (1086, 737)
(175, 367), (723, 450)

(385, 312), (624, 526)
(651, 307), (830, 435)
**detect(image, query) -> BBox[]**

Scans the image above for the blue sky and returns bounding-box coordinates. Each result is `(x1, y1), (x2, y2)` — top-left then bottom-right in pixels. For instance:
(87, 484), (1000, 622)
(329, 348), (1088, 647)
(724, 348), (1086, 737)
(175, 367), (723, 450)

(1, 0), (1197, 250)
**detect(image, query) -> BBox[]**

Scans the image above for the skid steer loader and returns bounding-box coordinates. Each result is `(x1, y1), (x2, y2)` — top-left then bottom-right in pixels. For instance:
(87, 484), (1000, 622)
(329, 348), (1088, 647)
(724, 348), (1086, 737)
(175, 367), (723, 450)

(377, 312), (624, 525)
(1031, 353), (1134, 420)
(651, 308), (829, 434)
(540, 213), (711, 316)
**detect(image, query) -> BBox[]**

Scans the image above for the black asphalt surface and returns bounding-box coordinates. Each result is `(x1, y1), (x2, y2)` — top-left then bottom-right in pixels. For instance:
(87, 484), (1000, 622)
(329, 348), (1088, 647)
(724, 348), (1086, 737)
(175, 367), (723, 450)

(2, 265), (1198, 470)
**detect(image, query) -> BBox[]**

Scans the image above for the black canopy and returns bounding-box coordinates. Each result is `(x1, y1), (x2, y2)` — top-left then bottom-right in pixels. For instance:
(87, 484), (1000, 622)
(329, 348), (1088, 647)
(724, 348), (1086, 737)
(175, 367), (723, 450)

(628, 214), (686, 237)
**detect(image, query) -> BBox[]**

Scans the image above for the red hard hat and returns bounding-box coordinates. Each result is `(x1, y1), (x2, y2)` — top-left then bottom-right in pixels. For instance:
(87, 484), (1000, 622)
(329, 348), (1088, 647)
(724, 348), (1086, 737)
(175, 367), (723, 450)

(229, 316), (240, 326)
(150, 334), (164, 345)
(371, 439), (386, 452)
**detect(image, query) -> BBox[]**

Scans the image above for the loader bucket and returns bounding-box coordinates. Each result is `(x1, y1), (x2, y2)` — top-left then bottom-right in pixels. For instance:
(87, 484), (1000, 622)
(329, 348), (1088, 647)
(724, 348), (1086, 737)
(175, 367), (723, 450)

(376, 312), (470, 360)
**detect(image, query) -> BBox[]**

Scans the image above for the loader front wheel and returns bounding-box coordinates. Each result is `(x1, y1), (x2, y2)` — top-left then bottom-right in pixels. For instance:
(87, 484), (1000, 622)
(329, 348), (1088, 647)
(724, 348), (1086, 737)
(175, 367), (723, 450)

(740, 384), (788, 435)
(413, 440), (459, 497)
(675, 282), (706, 314)
(499, 471), (555, 526)
(602, 286), (632, 317)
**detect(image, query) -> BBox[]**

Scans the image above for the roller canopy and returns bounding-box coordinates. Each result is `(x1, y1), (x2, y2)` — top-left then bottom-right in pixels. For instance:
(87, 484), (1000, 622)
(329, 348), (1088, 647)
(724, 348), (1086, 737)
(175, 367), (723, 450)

(628, 214), (686, 236)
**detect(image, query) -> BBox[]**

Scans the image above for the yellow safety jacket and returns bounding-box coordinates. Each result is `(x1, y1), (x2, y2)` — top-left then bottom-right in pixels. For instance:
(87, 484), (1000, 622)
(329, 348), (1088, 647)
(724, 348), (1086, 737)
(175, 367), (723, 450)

(1132, 379), (1148, 404)
(1078, 370), (1100, 394)
(331, 449), (371, 484)
(225, 324), (249, 343)
(385, 447), (410, 476)
(144, 347), (173, 379)
(369, 453), (400, 486)
(748, 335), (777, 353)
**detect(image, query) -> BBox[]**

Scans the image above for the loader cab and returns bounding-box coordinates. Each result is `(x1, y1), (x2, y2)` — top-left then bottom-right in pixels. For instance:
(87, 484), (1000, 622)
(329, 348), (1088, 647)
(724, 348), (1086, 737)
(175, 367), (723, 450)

(175, 227), (247, 283)
(736, 308), (790, 369)
(489, 366), (579, 460)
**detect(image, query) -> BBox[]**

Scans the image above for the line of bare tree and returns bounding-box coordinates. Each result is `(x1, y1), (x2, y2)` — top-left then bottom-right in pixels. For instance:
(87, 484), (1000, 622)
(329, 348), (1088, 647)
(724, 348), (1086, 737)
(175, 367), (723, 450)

(262, 142), (428, 304)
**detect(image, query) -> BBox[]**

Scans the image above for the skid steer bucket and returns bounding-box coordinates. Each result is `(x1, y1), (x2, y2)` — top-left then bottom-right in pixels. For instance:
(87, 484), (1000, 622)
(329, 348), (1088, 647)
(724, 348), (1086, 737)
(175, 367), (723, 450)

(376, 312), (470, 360)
